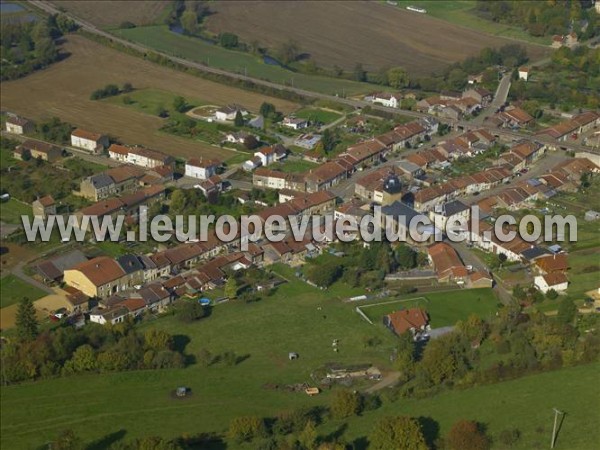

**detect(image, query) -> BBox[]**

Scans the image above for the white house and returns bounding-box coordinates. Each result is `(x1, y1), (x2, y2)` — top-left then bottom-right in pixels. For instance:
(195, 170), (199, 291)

(71, 129), (109, 153)
(370, 92), (401, 109)
(254, 144), (287, 167)
(534, 273), (568, 294)
(224, 131), (253, 144)
(215, 104), (248, 122)
(89, 306), (129, 325)
(242, 156), (262, 172)
(127, 147), (173, 169)
(282, 117), (309, 130)
(185, 158), (220, 180)
(5, 116), (34, 135)
(429, 200), (470, 235)
(518, 67), (529, 82)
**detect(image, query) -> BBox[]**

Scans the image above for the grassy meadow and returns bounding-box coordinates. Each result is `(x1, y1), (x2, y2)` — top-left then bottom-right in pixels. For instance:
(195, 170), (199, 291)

(359, 288), (499, 328)
(0, 268), (509, 449)
(0, 274), (47, 309)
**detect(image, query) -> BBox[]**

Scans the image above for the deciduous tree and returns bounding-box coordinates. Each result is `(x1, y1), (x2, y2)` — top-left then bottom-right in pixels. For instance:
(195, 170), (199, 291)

(329, 389), (361, 419)
(446, 420), (490, 450)
(369, 416), (428, 450)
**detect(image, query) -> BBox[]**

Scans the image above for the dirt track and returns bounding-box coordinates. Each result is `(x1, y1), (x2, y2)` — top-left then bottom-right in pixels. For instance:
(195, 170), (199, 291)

(205, 1), (549, 75)
(1, 35), (297, 161)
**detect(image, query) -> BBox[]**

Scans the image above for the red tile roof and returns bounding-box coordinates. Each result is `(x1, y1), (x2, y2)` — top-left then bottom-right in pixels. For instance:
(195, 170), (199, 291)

(71, 256), (125, 287)
(386, 308), (429, 335)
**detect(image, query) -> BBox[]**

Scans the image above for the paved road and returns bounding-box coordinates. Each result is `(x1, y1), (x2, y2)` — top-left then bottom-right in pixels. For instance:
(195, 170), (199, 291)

(1, 130), (121, 168)
(11, 262), (54, 295)
(473, 73), (512, 126)
(29, 0), (600, 157)
(461, 151), (570, 206)
(450, 241), (512, 304)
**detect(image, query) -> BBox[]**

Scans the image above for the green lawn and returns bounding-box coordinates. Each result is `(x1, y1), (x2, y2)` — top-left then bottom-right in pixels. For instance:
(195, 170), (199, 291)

(112, 25), (384, 96)
(104, 87), (205, 116)
(62, 158), (107, 176)
(0, 274), (47, 309)
(394, 1), (550, 45)
(359, 288), (499, 328)
(0, 267), (597, 449)
(294, 108), (343, 124)
(565, 249), (600, 298)
(0, 272), (394, 448)
(272, 159), (319, 173)
(0, 199), (32, 225)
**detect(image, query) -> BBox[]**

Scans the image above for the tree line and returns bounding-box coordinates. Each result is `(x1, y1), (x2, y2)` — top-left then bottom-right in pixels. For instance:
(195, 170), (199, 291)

(476, 0), (598, 40)
(1, 298), (186, 385)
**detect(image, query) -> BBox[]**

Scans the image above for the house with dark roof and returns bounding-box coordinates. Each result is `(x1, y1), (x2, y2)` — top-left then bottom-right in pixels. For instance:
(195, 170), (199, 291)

(215, 104), (248, 121)
(5, 116), (34, 135)
(79, 166), (144, 201)
(116, 254), (145, 288)
(15, 140), (62, 162)
(139, 283), (172, 311)
(355, 167), (404, 205)
(429, 200), (470, 235)
(380, 201), (433, 243)
(35, 250), (88, 283)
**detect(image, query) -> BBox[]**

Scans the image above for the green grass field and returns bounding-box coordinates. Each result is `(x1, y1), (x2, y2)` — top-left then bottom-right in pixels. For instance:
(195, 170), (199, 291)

(294, 108), (343, 124)
(0, 199), (32, 225)
(104, 88), (205, 116)
(112, 25), (385, 96)
(565, 249), (600, 298)
(0, 266), (597, 449)
(359, 289), (499, 328)
(272, 159), (319, 173)
(394, 1), (550, 45)
(0, 274), (47, 309)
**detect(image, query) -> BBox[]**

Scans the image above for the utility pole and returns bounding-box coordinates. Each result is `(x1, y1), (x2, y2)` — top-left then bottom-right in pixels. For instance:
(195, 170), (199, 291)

(551, 408), (564, 449)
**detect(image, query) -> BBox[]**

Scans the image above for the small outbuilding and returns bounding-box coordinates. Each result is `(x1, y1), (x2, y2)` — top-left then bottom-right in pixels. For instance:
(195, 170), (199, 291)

(288, 352), (299, 360)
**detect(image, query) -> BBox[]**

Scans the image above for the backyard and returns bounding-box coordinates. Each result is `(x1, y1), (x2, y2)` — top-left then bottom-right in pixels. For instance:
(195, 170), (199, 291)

(0, 274), (47, 309)
(358, 288), (499, 328)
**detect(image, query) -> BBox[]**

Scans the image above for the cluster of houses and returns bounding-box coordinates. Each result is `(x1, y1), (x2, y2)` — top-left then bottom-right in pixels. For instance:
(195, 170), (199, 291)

(476, 157), (599, 214)
(251, 119), (435, 194)
(485, 105), (535, 129)
(535, 111), (600, 144)
(108, 144), (174, 169)
(551, 32), (578, 48)
(416, 88), (493, 120)
(427, 242), (493, 287)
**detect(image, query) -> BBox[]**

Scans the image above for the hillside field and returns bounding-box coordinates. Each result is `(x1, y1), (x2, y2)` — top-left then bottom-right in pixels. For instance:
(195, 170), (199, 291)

(0, 35), (298, 161)
(3, 271), (587, 450)
(204, 1), (550, 75)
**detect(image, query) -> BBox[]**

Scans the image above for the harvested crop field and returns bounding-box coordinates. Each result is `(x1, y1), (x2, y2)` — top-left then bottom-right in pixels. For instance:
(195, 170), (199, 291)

(205, 1), (550, 76)
(51, 0), (168, 28)
(1, 35), (298, 161)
